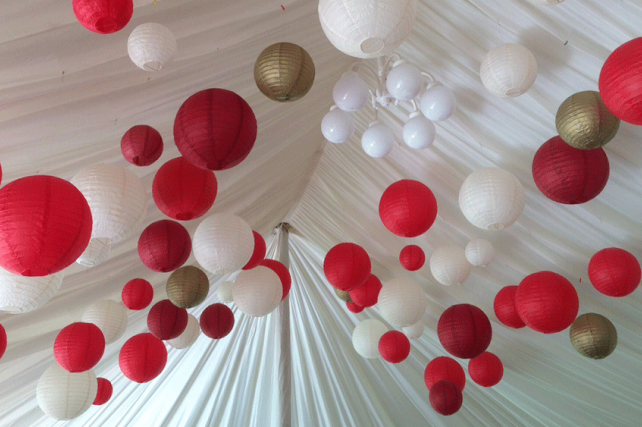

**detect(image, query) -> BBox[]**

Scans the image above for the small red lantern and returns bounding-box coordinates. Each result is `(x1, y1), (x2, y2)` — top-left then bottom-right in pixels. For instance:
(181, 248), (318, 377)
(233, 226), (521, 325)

(348, 274), (382, 308)
(494, 286), (526, 329)
(399, 245), (426, 271)
(599, 38), (642, 125)
(121, 125), (163, 167)
(93, 378), (113, 405)
(438, 304), (492, 359)
(378, 331), (411, 363)
(589, 248), (641, 297)
(379, 180), (438, 238)
(54, 322), (105, 373)
(429, 380), (463, 416)
(468, 351), (503, 387)
(260, 259), (292, 300)
(323, 243), (371, 292)
(147, 300), (188, 340)
(243, 231), (267, 270)
(119, 333), (167, 383)
(200, 303), (235, 339)
(346, 302), (364, 313)
(0, 323), (7, 360)
(72, 0), (134, 34)
(138, 220), (192, 273)
(122, 278), (154, 310)
(424, 356), (466, 392)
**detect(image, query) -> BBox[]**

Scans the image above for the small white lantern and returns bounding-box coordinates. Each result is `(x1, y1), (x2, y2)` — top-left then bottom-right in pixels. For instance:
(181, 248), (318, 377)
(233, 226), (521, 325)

(36, 364), (97, 420)
(232, 266), (282, 317)
(480, 44), (538, 98)
(321, 107), (355, 144)
(465, 239), (495, 267)
(402, 320), (424, 339)
(377, 277), (427, 327)
(193, 213), (254, 274)
(419, 84), (456, 122)
(168, 314), (200, 349)
(0, 268), (63, 313)
(430, 246), (472, 286)
(352, 319), (388, 359)
(386, 61), (423, 101)
(362, 121), (394, 158)
(76, 237), (111, 268)
(81, 300), (128, 344)
(403, 113), (436, 150)
(216, 281), (235, 303)
(128, 23), (177, 72)
(333, 72), (370, 112)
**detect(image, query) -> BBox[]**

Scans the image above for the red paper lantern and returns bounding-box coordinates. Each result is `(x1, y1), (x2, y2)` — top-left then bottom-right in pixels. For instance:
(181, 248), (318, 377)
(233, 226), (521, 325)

(494, 286), (526, 329)
(438, 304), (492, 359)
(174, 89), (258, 171)
(0, 323), (6, 360)
(323, 243), (371, 292)
(138, 220), (192, 273)
(429, 380), (463, 416)
(147, 300), (188, 340)
(379, 331), (411, 363)
(599, 38), (642, 125)
(119, 333), (167, 383)
(122, 278), (154, 310)
(152, 157), (217, 221)
(348, 274), (382, 308)
(72, 0), (133, 34)
(424, 356), (466, 392)
(260, 259), (292, 300)
(346, 302), (364, 313)
(379, 180), (438, 238)
(399, 245), (425, 271)
(589, 248), (641, 297)
(532, 136), (609, 204)
(515, 271), (579, 334)
(54, 322), (105, 373)
(243, 231), (267, 270)
(121, 125), (163, 167)
(0, 176), (92, 276)
(200, 303), (235, 339)
(93, 378), (113, 405)
(468, 351), (503, 387)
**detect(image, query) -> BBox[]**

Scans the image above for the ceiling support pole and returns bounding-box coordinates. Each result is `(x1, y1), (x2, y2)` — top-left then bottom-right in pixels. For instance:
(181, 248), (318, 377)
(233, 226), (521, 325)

(275, 223), (292, 427)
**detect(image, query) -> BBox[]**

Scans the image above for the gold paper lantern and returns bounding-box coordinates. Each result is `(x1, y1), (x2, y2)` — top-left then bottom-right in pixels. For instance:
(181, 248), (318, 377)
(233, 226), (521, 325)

(556, 90), (620, 150)
(569, 313), (617, 359)
(334, 288), (352, 303)
(254, 42), (315, 102)
(166, 265), (210, 308)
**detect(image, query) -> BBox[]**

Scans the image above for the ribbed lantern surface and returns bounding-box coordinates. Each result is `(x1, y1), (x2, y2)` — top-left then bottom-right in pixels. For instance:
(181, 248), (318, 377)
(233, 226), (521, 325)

(128, 23), (177, 71)
(37, 364), (97, 420)
(254, 42), (315, 102)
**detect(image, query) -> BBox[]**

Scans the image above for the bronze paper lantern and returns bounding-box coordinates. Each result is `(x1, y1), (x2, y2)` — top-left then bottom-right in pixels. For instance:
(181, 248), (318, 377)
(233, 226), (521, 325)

(556, 91), (620, 150)
(570, 313), (617, 359)
(166, 266), (210, 309)
(334, 288), (352, 303)
(254, 42), (315, 102)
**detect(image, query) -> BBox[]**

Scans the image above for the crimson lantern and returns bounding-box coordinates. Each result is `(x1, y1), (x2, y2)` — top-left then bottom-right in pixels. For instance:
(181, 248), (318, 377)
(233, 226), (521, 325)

(429, 380), (463, 416)
(138, 220), (192, 273)
(494, 286), (526, 329)
(379, 180), (438, 238)
(438, 304), (492, 359)
(72, 0), (133, 34)
(589, 248), (641, 297)
(243, 231), (267, 270)
(599, 38), (642, 125)
(424, 356), (466, 392)
(468, 351), (504, 387)
(122, 278), (154, 310)
(260, 259), (292, 300)
(121, 125), (163, 167)
(346, 302), (364, 313)
(93, 378), (113, 405)
(323, 243), (371, 292)
(119, 333), (167, 383)
(379, 331), (411, 363)
(0, 323), (6, 360)
(348, 274), (382, 308)
(147, 300), (188, 340)
(200, 303), (235, 339)
(54, 322), (105, 373)
(399, 245), (426, 271)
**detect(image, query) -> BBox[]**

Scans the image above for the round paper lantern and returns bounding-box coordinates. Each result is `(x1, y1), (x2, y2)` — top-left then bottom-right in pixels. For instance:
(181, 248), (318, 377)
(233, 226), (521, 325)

(233, 266), (282, 317)
(533, 136), (610, 204)
(379, 180), (438, 238)
(243, 231), (267, 270)
(260, 259), (292, 300)
(72, 0), (133, 34)
(147, 299), (188, 340)
(254, 42), (315, 102)
(0, 323), (6, 360)
(494, 286), (526, 329)
(93, 378), (113, 405)
(333, 72), (370, 112)
(429, 380), (463, 416)
(0, 268), (63, 313)
(419, 84), (456, 122)
(138, 220), (191, 273)
(438, 304), (492, 359)
(0, 176), (92, 276)
(349, 274), (382, 308)
(402, 321), (424, 339)
(556, 91), (620, 150)
(352, 319), (388, 359)
(515, 271), (579, 334)
(216, 281), (235, 304)
(119, 333), (167, 383)
(570, 313), (618, 359)
(168, 314), (200, 349)
(200, 303), (235, 339)
(346, 302), (364, 313)
(71, 164), (147, 243)
(81, 300), (128, 345)
(468, 352), (504, 387)
(54, 322), (106, 373)
(424, 357), (466, 392)
(465, 239), (495, 267)
(480, 44), (538, 98)
(386, 62), (423, 101)
(323, 243), (371, 292)
(37, 364), (97, 420)
(361, 121), (394, 158)
(166, 265), (210, 309)
(76, 238), (111, 268)
(599, 38), (642, 125)
(335, 288), (352, 303)
(379, 331), (411, 363)
(121, 278), (153, 311)
(193, 213), (254, 274)
(152, 157), (217, 221)
(174, 88), (257, 171)
(399, 245), (426, 271)
(588, 247), (641, 297)
(459, 167), (525, 230)
(120, 125), (163, 167)
(321, 107), (355, 144)
(318, 0), (417, 58)
(377, 277), (427, 327)
(430, 246), (472, 286)
(128, 23), (177, 71)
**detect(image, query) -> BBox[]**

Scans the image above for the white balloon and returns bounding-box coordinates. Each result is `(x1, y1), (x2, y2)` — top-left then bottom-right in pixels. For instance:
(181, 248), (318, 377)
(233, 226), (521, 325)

(216, 281), (235, 303)
(419, 84), (456, 122)
(193, 213), (254, 274)
(37, 364), (97, 420)
(362, 122), (394, 158)
(168, 314), (200, 349)
(386, 62), (423, 101)
(321, 108), (355, 144)
(233, 266), (282, 317)
(403, 114), (436, 149)
(352, 319), (388, 358)
(377, 277), (427, 327)
(333, 72), (370, 112)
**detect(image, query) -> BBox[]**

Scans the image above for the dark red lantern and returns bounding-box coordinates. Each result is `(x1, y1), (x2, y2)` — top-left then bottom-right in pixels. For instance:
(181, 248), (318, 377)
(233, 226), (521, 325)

(515, 271), (579, 334)
(122, 278), (154, 310)
(438, 304), (492, 359)
(119, 333), (167, 383)
(429, 380), (463, 416)
(348, 274), (382, 308)
(152, 157), (217, 221)
(599, 38), (642, 125)
(200, 303), (235, 339)
(260, 259), (292, 300)
(378, 331), (411, 363)
(323, 243), (371, 292)
(494, 286), (526, 329)
(147, 299), (188, 340)
(346, 302), (364, 313)
(424, 356), (466, 392)
(0, 176), (92, 276)
(532, 136), (609, 204)
(54, 322), (105, 373)
(138, 220), (192, 273)
(93, 378), (113, 405)
(72, 0), (134, 34)
(0, 323), (6, 360)
(243, 231), (267, 270)
(174, 89), (258, 171)
(121, 125), (163, 167)
(468, 351), (503, 387)
(379, 180), (438, 238)
(399, 245), (426, 271)
(589, 247), (641, 297)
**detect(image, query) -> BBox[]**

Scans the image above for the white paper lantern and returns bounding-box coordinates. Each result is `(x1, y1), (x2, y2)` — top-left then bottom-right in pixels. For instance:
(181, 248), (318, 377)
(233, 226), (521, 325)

(362, 121), (394, 158)
(377, 277), (427, 327)
(81, 300), (128, 344)
(76, 237), (111, 268)
(128, 23), (177, 72)
(352, 319), (388, 359)
(37, 364), (97, 420)
(321, 107), (355, 144)
(216, 281), (235, 303)
(232, 266), (282, 317)
(465, 239), (495, 267)
(168, 314), (200, 349)
(419, 84), (456, 122)
(71, 164), (147, 244)
(0, 268), (63, 313)
(402, 320), (424, 339)
(318, 0), (418, 58)
(403, 113), (435, 150)
(333, 72), (370, 112)
(459, 168), (526, 230)
(386, 61), (423, 101)
(430, 246), (472, 286)
(193, 213), (254, 274)
(480, 44), (538, 98)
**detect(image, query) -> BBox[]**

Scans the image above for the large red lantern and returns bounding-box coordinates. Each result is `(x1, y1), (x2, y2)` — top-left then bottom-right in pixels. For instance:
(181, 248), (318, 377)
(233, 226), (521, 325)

(468, 351), (503, 387)
(138, 220), (192, 273)
(200, 303), (235, 339)
(379, 180), (438, 238)
(323, 243), (371, 292)
(119, 333), (167, 383)
(0, 323), (6, 360)
(121, 125), (163, 167)
(147, 300), (188, 340)
(438, 304), (492, 359)
(589, 248), (641, 297)
(122, 278), (154, 310)
(348, 274), (382, 308)
(72, 0), (134, 34)
(260, 259), (292, 300)
(424, 356), (466, 392)
(515, 271), (579, 334)
(0, 176), (92, 276)
(174, 89), (258, 171)
(532, 136), (609, 204)
(54, 322), (105, 373)
(93, 378), (113, 405)
(243, 231), (267, 270)
(599, 38), (642, 125)
(399, 245), (426, 271)
(494, 286), (526, 329)
(378, 331), (411, 363)
(429, 380), (463, 416)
